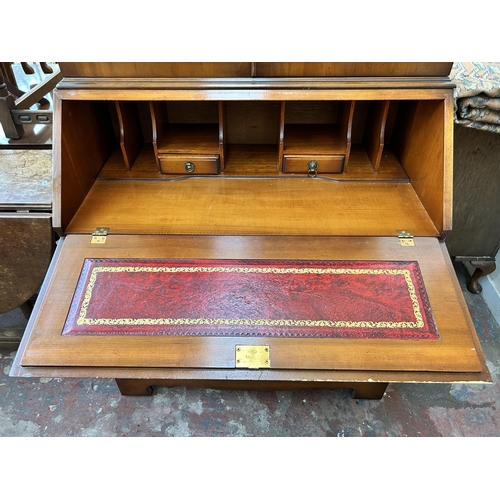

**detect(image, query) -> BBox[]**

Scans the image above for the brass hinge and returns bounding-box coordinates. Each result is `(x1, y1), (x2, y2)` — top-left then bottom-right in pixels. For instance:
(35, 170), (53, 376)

(91, 227), (109, 244)
(235, 345), (270, 369)
(396, 230), (415, 247)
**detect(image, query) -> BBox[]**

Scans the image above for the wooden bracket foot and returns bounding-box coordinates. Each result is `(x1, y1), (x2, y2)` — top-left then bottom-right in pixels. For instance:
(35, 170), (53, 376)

(114, 378), (389, 400)
(115, 379), (154, 396)
(350, 382), (388, 399)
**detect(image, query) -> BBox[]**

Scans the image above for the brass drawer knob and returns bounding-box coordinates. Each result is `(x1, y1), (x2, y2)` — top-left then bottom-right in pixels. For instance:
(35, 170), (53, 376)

(307, 160), (318, 178)
(184, 161), (195, 173)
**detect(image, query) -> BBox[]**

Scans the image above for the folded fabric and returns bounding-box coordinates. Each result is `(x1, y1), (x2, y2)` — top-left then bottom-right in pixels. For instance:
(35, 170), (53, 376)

(450, 62), (500, 133)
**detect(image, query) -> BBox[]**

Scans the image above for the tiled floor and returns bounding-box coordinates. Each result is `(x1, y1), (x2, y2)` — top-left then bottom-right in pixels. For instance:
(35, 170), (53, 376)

(1, 261), (499, 437)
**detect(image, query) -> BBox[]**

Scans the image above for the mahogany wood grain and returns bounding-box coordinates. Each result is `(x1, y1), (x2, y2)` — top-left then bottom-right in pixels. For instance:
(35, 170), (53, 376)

(18, 235), (483, 375)
(64, 178), (439, 237)
(254, 63), (453, 78)
(58, 63), (452, 80)
(58, 63), (253, 78)
(115, 101), (144, 170)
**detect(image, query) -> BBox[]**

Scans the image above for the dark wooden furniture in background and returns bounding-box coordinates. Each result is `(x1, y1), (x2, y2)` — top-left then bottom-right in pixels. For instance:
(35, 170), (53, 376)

(445, 125), (500, 293)
(58, 62), (454, 78)
(10, 62), (491, 399)
(0, 150), (53, 347)
(0, 62), (61, 146)
(0, 64), (58, 348)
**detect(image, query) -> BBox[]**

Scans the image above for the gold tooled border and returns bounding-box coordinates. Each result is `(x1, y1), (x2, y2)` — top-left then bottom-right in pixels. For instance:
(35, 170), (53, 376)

(76, 265), (424, 329)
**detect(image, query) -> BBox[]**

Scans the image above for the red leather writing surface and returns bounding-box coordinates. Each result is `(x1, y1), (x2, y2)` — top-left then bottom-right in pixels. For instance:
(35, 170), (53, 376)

(62, 258), (439, 340)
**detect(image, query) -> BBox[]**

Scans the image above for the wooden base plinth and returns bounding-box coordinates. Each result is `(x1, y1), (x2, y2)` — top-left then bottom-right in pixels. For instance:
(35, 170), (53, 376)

(114, 378), (389, 400)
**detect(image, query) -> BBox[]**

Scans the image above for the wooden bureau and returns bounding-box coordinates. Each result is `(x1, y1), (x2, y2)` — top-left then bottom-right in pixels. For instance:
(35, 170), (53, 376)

(10, 62), (491, 399)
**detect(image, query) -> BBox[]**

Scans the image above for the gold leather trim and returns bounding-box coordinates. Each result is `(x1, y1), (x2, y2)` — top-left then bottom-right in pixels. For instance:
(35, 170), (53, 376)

(76, 265), (424, 329)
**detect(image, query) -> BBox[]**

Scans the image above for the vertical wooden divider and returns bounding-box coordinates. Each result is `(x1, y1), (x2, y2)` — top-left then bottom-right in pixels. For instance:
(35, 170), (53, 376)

(363, 100), (390, 172)
(341, 101), (356, 170)
(149, 101), (168, 172)
(115, 101), (144, 171)
(218, 101), (226, 172)
(278, 101), (286, 172)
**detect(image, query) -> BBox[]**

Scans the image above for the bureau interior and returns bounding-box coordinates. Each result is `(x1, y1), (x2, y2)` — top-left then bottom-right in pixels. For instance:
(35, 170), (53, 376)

(56, 98), (448, 238)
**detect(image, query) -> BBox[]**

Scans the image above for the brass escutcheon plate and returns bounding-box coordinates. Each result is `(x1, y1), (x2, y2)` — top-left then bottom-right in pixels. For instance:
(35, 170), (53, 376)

(235, 345), (270, 369)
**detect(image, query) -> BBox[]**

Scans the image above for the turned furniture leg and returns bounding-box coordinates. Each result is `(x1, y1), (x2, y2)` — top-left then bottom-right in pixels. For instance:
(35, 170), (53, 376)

(40, 63), (53, 74)
(350, 382), (388, 400)
(115, 379), (154, 396)
(468, 260), (496, 294)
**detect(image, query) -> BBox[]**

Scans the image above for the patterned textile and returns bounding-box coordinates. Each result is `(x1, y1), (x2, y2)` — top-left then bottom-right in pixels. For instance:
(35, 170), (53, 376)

(450, 62), (500, 133)
(62, 258), (439, 340)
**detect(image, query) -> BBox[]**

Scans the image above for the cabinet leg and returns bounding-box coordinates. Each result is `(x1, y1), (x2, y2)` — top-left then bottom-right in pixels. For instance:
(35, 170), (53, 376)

(468, 260), (496, 294)
(115, 379), (154, 396)
(350, 382), (388, 400)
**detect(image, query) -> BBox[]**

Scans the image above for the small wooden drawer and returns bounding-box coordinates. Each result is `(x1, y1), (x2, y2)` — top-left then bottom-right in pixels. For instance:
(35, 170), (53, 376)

(283, 155), (345, 174)
(159, 155), (220, 175)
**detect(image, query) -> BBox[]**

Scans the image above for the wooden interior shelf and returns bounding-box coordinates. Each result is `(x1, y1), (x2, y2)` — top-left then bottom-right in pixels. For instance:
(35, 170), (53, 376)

(157, 124), (220, 154)
(65, 177), (439, 237)
(282, 124), (347, 154)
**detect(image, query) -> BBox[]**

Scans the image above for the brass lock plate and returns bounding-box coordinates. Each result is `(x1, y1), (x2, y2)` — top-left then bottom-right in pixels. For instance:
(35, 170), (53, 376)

(235, 345), (270, 369)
